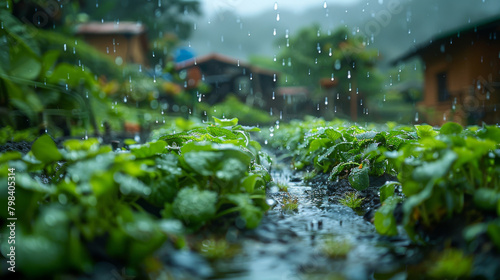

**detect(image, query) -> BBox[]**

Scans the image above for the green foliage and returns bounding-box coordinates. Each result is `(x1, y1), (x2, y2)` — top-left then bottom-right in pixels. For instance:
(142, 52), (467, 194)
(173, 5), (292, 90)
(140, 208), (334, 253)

(274, 25), (383, 103)
(428, 249), (473, 278)
(338, 192), (364, 209)
(267, 117), (500, 254)
(197, 95), (273, 126)
(0, 126), (38, 144)
(0, 118), (271, 277)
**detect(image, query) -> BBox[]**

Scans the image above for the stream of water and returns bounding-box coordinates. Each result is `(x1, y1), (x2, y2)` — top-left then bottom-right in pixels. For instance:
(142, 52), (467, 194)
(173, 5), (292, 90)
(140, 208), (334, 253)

(210, 170), (417, 280)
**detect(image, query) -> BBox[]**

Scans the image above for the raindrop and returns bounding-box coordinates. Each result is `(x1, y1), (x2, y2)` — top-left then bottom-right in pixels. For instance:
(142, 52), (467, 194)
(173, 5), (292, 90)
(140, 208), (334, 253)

(280, 111), (283, 119)
(250, 73), (253, 80)
(123, 96), (127, 103)
(486, 92), (490, 100)
(308, 69), (311, 75)
(328, 48), (332, 56)
(273, 74), (277, 82)
(334, 60), (341, 70)
(273, 55), (277, 62)
(347, 70), (351, 79)
(348, 83), (352, 91)
(360, 99), (363, 106)
(325, 97), (328, 105)
(63, 44), (67, 51)
(317, 104), (320, 110)
(317, 29), (321, 37)
(415, 112), (419, 122)
(158, 0), (161, 7)
(331, 73), (334, 81)
(221, 35), (224, 42)
(276, 13), (280, 21)
(367, 71), (370, 77)
(383, 95), (386, 101)
(443, 113), (447, 121)
(96, 0), (99, 8)
(272, 92), (275, 100)
(270, 107), (273, 116)
(274, 2), (278, 10)
(334, 106), (337, 113)
(273, 28), (277, 36)
(323, 1), (327, 8)
(317, 43), (321, 53)
(337, 93), (340, 99)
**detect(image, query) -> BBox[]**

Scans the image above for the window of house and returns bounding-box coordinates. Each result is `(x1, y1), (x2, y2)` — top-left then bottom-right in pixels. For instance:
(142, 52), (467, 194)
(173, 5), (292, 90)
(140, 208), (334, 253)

(437, 72), (450, 101)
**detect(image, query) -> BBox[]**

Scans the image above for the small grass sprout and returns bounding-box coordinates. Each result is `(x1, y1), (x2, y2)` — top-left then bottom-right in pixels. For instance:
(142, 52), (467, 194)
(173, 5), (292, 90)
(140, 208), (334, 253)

(322, 238), (352, 258)
(303, 169), (318, 181)
(276, 181), (289, 192)
(339, 192), (364, 209)
(198, 238), (240, 260)
(281, 195), (299, 212)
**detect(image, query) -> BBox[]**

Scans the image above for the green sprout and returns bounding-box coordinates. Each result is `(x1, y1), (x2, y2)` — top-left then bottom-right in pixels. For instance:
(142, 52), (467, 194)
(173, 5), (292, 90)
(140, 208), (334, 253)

(303, 169), (318, 181)
(322, 239), (352, 258)
(339, 192), (364, 209)
(197, 238), (240, 260)
(276, 181), (289, 192)
(428, 249), (473, 278)
(281, 196), (299, 212)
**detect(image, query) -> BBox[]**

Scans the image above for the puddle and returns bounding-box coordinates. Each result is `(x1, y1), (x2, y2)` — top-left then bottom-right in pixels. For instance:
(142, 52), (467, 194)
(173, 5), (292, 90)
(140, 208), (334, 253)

(209, 169), (417, 280)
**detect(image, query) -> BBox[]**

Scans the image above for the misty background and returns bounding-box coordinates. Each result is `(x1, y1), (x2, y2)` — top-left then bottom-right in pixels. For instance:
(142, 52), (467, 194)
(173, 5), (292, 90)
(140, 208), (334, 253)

(186, 0), (500, 65)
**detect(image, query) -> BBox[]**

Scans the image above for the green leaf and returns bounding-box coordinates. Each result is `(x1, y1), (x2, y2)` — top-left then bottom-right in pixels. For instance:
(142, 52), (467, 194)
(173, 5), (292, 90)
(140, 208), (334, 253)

(173, 188), (218, 227)
(207, 126), (239, 140)
(412, 150), (457, 182)
(415, 125), (438, 138)
(241, 174), (262, 193)
(473, 189), (499, 211)
(324, 128), (342, 141)
(348, 166), (369, 191)
(130, 140), (167, 158)
(374, 196), (399, 236)
(213, 116), (238, 127)
(380, 181), (399, 203)
(476, 125), (500, 142)
(10, 48), (41, 80)
(225, 193), (263, 229)
(31, 134), (63, 163)
(440, 122), (463, 135)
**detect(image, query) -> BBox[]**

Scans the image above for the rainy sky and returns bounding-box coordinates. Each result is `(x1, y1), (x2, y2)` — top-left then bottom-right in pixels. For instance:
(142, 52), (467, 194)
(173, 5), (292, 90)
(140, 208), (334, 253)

(201, 0), (362, 16)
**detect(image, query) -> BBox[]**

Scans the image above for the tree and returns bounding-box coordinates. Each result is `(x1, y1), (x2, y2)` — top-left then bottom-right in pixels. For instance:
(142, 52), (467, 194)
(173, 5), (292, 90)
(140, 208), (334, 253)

(275, 25), (383, 120)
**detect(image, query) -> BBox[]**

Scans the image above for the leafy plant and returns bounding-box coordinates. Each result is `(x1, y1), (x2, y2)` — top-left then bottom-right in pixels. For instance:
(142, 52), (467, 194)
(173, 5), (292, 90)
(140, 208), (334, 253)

(281, 195), (299, 212)
(339, 192), (364, 209)
(0, 117), (272, 277)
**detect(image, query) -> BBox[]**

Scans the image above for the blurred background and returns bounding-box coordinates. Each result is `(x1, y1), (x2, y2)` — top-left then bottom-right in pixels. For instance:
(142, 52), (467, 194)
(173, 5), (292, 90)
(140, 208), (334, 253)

(1, 0), (499, 140)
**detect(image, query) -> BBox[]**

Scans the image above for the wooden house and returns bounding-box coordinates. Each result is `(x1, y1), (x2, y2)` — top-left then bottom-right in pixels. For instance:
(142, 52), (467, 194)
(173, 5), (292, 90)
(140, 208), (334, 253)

(394, 16), (500, 125)
(75, 22), (149, 67)
(176, 53), (278, 109)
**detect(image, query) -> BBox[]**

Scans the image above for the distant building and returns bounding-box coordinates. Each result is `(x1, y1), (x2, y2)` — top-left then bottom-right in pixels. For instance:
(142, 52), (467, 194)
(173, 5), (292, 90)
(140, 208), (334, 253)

(75, 22), (149, 66)
(176, 53), (278, 109)
(394, 16), (500, 125)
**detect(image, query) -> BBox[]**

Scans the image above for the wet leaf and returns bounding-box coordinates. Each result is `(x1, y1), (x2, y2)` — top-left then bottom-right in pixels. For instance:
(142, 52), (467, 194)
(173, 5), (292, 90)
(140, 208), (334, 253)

(348, 166), (369, 191)
(31, 134), (62, 163)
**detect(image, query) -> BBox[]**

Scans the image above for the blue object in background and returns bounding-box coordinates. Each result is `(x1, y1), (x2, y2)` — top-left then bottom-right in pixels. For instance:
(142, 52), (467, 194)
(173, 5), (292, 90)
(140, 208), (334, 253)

(174, 47), (196, 63)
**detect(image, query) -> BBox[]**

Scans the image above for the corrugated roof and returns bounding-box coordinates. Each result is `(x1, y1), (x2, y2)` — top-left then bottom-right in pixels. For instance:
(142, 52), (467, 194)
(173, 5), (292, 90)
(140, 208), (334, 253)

(75, 21), (146, 35)
(176, 53), (277, 76)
